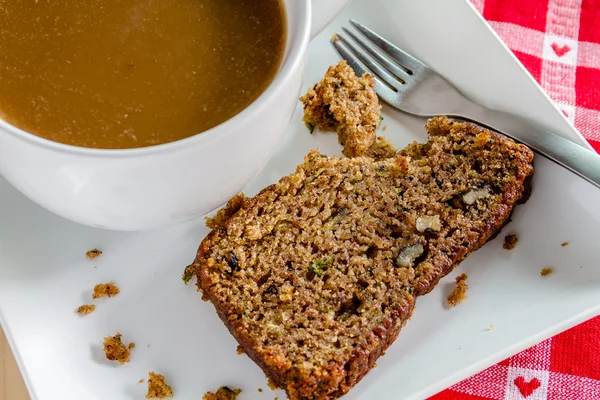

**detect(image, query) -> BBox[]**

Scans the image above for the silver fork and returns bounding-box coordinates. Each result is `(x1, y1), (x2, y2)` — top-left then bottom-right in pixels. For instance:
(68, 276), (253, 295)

(332, 19), (600, 189)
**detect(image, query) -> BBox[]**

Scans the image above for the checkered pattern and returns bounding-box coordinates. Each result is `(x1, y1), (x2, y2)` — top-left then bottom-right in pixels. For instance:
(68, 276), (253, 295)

(431, 317), (600, 399)
(429, 1), (600, 399)
(474, 0), (600, 153)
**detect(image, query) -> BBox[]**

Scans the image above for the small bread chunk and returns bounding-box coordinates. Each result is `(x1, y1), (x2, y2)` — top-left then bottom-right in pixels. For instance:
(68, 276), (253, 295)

(103, 333), (134, 364)
(77, 304), (96, 316)
(86, 248), (102, 259)
(146, 372), (174, 399)
(541, 268), (553, 276)
(182, 264), (195, 285)
(92, 282), (120, 299)
(300, 61), (382, 157)
(203, 387), (242, 400)
(503, 234), (518, 250)
(447, 273), (469, 307)
(192, 117), (534, 400)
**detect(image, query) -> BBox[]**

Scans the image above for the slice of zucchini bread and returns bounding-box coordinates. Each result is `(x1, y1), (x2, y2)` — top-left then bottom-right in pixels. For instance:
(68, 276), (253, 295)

(191, 117), (534, 400)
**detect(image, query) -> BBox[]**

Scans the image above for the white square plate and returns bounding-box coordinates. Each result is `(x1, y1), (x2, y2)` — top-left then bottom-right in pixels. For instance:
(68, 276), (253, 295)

(2, 0), (599, 399)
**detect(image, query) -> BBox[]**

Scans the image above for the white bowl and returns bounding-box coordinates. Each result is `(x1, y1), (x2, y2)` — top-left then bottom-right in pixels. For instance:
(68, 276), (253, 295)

(0, 0), (350, 231)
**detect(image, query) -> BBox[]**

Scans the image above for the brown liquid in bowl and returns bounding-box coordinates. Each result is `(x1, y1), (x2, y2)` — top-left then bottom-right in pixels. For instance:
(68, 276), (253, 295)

(0, 0), (286, 149)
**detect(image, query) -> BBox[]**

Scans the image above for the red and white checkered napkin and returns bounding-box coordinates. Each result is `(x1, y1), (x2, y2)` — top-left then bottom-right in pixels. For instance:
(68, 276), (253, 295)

(430, 1), (600, 399)
(431, 318), (600, 399)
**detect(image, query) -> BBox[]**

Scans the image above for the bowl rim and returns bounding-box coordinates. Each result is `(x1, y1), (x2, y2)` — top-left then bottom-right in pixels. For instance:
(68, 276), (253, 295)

(0, 0), (311, 159)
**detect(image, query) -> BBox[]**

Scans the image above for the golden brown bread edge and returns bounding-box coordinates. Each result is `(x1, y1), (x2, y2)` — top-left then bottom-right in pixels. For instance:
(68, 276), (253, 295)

(192, 118), (535, 400)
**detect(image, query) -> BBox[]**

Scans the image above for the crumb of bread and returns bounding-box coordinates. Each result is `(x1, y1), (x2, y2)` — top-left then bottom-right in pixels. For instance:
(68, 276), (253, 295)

(447, 273), (468, 307)
(77, 304), (96, 316)
(146, 372), (174, 399)
(267, 378), (277, 391)
(206, 193), (247, 230)
(487, 325), (493, 331)
(92, 282), (120, 299)
(182, 264), (195, 285)
(103, 333), (133, 364)
(258, 388), (263, 393)
(202, 387), (242, 400)
(503, 234), (518, 250)
(561, 241), (569, 247)
(86, 248), (102, 259)
(300, 60), (382, 157)
(140, 379), (145, 383)
(236, 345), (245, 355)
(541, 268), (553, 276)
(331, 33), (340, 42)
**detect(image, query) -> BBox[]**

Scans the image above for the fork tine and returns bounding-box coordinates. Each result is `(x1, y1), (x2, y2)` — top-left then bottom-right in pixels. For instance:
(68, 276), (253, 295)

(331, 38), (399, 105)
(336, 32), (403, 90)
(341, 27), (412, 82)
(349, 19), (427, 74)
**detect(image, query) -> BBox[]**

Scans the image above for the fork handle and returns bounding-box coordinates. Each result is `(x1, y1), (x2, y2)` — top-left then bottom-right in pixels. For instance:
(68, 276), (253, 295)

(449, 106), (600, 190)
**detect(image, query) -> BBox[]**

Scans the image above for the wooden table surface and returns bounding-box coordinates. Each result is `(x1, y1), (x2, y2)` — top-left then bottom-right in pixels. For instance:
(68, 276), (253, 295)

(0, 327), (30, 400)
